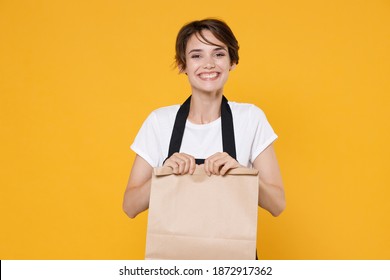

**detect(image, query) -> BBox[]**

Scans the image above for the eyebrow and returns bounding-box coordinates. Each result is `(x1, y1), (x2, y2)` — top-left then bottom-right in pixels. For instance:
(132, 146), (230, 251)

(188, 47), (227, 54)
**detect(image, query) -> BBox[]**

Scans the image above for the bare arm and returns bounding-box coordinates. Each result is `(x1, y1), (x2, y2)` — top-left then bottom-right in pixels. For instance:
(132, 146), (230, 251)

(122, 155), (153, 219)
(253, 144), (285, 216)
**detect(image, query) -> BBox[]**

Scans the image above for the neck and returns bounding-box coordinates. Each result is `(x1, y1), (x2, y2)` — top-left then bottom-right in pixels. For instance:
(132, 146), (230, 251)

(188, 91), (223, 124)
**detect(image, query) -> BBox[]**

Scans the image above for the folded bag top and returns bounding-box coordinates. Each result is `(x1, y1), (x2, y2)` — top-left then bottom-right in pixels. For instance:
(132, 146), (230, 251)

(154, 165), (259, 176)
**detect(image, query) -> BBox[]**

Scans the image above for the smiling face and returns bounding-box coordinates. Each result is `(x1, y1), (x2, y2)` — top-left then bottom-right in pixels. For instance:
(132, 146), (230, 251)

(183, 30), (236, 96)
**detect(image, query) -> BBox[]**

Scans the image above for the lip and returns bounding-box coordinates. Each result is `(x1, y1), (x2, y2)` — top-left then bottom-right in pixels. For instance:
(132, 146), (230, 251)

(197, 71), (220, 81)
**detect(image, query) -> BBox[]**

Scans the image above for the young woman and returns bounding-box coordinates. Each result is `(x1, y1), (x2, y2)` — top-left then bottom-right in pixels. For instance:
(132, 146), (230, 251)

(123, 19), (285, 219)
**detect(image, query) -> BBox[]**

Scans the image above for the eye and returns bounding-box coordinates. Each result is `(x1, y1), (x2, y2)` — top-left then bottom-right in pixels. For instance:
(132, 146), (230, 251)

(190, 54), (201, 59)
(215, 52), (226, 57)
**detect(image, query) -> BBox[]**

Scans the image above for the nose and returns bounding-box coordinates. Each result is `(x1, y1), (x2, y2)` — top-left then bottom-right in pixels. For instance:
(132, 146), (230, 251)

(203, 56), (215, 69)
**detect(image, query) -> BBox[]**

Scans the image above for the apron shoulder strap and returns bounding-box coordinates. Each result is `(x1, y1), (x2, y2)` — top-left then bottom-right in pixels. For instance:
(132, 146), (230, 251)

(221, 95), (237, 160)
(166, 95), (236, 163)
(167, 96), (191, 160)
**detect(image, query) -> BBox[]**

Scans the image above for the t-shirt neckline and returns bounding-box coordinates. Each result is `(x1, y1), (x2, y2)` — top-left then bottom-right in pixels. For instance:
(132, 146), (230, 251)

(186, 117), (221, 129)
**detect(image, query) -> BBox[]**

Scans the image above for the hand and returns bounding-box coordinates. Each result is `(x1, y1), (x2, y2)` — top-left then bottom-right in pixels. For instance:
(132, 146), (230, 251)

(163, 153), (196, 175)
(204, 152), (242, 176)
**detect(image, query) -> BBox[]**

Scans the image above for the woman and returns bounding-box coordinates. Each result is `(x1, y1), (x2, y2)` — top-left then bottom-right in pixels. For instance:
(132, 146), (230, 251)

(123, 19), (285, 219)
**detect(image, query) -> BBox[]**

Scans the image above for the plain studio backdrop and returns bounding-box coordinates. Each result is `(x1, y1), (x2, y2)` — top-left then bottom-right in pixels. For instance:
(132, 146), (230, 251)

(0, 0), (389, 259)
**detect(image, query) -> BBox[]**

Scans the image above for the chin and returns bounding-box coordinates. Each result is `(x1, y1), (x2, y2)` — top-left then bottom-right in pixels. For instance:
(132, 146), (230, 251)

(194, 83), (225, 93)
(197, 88), (223, 95)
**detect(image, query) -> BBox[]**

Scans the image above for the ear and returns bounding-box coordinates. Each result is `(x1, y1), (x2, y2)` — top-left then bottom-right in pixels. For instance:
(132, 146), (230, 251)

(229, 63), (237, 71)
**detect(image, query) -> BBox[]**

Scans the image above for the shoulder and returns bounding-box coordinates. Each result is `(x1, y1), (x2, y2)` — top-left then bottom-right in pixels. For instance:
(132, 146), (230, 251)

(145, 104), (180, 125)
(228, 101), (267, 121)
(151, 104), (180, 117)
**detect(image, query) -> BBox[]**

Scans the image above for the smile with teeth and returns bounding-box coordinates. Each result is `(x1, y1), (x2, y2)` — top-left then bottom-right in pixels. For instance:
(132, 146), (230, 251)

(198, 72), (219, 80)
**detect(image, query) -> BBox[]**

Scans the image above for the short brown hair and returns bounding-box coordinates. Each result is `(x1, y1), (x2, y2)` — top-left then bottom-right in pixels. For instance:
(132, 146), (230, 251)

(175, 18), (239, 70)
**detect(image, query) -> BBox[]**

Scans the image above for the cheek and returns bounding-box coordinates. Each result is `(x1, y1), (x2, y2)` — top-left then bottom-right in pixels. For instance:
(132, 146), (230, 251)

(187, 67), (201, 77)
(186, 61), (200, 70)
(217, 60), (231, 69)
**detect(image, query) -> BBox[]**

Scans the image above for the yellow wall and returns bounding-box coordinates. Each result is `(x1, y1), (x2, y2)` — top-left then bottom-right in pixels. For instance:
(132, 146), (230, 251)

(1, 0), (389, 259)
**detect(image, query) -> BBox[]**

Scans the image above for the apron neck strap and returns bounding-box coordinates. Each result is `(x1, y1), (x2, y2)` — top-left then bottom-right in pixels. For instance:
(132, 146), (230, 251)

(167, 95), (236, 162)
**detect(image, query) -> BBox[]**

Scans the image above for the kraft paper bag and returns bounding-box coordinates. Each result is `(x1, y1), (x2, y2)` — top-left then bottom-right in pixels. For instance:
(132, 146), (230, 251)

(145, 165), (259, 260)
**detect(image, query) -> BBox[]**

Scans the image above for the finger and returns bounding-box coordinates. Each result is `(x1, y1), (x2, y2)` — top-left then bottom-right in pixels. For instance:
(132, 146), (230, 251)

(204, 157), (211, 176)
(207, 154), (220, 175)
(220, 159), (237, 176)
(177, 158), (186, 174)
(168, 154), (183, 174)
(181, 153), (196, 175)
(205, 152), (222, 175)
(213, 153), (229, 175)
(182, 157), (191, 175)
(212, 159), (220, 175)
(189, 156), (196, 175)
(207, 157), (220, 175)
(173, 153), (194, 175)
(164, 160), (179, 174)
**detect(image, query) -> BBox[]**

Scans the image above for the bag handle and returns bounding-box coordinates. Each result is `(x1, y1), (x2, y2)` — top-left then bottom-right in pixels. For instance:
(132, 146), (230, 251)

(154, 165), (258, 177)
(166, 95), (236, 164)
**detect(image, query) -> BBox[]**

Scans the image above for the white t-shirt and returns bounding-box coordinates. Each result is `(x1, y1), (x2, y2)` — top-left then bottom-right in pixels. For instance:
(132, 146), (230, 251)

(131, 101), (277, 168)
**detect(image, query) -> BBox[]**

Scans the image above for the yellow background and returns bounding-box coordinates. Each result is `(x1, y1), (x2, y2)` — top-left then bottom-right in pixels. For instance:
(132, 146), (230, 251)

(1, 0), (389, 259)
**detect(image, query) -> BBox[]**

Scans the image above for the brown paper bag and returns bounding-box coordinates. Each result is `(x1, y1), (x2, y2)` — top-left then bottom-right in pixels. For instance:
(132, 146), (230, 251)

(145, 165), (259, 260)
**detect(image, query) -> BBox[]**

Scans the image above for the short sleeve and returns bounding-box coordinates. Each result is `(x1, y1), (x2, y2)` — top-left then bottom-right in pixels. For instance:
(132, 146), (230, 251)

(130, 112), (162, 167)
(250, 106), (278, 163)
